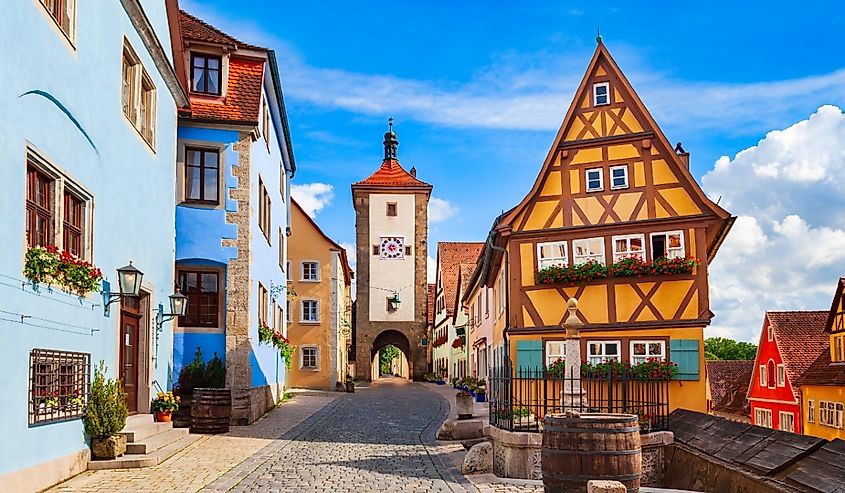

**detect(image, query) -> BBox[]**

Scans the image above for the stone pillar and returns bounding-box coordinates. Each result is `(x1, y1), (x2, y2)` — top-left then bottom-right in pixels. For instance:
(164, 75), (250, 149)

(561, 298), (586, 410)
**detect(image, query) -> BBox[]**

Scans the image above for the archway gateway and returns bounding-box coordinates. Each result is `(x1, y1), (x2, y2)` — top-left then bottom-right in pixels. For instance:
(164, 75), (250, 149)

(367, 330), (414, 380)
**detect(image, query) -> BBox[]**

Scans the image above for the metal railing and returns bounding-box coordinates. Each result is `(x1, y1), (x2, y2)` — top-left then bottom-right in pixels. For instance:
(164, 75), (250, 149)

(488, 359), (670, 433)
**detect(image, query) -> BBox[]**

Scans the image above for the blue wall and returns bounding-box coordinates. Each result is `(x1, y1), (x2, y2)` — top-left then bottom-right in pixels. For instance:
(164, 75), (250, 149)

(0, 1), (178, 477)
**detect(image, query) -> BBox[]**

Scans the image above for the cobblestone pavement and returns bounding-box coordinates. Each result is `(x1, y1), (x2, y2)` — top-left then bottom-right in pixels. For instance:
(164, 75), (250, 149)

(48, 391), (337, 493)
(210, 377), (478, 493)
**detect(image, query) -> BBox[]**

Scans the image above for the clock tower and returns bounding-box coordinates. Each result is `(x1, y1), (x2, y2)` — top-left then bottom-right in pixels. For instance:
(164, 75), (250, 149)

(352, 121), (432, 381)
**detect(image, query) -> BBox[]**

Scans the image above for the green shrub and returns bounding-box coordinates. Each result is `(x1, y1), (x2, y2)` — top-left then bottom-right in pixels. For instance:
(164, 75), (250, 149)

(206, 352), (226, 388)
(177, 347), (226, 391)
(83, 361), (128, 439)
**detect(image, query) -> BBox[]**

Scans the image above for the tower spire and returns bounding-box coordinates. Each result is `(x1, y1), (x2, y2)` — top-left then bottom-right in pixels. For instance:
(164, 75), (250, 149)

(383, 117), (398, 159)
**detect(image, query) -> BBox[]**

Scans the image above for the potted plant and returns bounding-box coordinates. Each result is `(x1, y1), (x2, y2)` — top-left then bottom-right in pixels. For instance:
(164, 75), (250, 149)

(84, 362), (128, 460)
(38, 389), (59, 414)
(65, 389), (85, 412)
(152, 391), (180, 422)
(456, 389), (474, 419)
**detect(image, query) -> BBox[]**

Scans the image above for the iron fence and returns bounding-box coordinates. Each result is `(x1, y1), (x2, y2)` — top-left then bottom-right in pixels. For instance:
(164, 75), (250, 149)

(488, 359), (670, 433)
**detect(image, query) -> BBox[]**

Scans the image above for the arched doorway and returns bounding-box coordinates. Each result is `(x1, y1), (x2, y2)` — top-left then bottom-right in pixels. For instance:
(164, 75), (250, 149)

(371, 330), (412, 380)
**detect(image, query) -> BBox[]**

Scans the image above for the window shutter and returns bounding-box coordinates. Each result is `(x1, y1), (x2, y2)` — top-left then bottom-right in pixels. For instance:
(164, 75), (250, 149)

(670, 339), (700, 381)
(516, 339), (543, 376)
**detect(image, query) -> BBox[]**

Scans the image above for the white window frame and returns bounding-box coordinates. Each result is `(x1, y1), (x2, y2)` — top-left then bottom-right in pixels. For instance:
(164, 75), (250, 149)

(593, 82), (610, 106)
(776, 364), (785, 387)
(300, 345), (319, 370)
(650, 231), (685, 260)
(301, 261), (320, 282)
(587, 340), (621, 365)
(300, 299), (320, 323)
(572, 237), (605, 265)
(826, 402), (845, 429)
(537, 241), (568, 270)
(586, 168), (603, 192)
(778, 411), (795, 433)
(630, 340), (666, 365)
(808, 400), (815, 423)
(767, 324), (773, 342)
(755, 408), (773, 428)
(609, 165), (629, 190)
(759, 365), (767, 387)
(545, 341), (566, 368)
(612, 234), (645, 262)
(121, 40), (156, 149)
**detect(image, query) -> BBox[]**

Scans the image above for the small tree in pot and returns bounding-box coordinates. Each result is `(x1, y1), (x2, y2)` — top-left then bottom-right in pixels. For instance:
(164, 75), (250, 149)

(84, 362), (128, 460)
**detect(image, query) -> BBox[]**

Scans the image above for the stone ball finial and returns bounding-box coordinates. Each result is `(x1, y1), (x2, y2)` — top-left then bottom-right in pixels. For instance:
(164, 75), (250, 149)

(567, 298), (578, 309)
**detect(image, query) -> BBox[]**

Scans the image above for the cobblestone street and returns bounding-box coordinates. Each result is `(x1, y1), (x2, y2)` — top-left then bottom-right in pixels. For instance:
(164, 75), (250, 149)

(49, 379), (532, 493)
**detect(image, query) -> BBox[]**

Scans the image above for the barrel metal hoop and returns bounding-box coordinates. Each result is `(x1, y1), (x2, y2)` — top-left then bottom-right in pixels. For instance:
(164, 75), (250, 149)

(542, 471), (641, 482)
(542, 426), (640, 434)
(542, 448), (641, 456)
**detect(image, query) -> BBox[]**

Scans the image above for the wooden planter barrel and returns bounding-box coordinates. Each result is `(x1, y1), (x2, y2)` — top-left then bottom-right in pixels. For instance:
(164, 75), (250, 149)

(191, 388), (231, 434)
(172, 391), (192, 428)
(541, 413), (641, 493)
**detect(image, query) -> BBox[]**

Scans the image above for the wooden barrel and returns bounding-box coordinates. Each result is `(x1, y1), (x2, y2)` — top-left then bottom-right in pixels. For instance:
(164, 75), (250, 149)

(541, 413), (641, 493)
(172, 391), (192, 428)
(191, 388), (231, 434)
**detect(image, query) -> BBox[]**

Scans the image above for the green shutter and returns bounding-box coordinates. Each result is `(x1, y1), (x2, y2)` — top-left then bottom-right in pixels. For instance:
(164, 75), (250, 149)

(516, 339), (543, 376)
(670, 339), (700, 381)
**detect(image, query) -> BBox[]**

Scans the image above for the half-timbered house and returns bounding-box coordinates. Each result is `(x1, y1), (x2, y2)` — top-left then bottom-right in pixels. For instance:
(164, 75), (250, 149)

(473, 40), (734, 412)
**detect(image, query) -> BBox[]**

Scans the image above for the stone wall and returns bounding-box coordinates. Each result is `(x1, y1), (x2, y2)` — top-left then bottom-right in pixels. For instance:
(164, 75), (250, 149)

(640, 431), (673, 487)
(485, 425), (542, 480)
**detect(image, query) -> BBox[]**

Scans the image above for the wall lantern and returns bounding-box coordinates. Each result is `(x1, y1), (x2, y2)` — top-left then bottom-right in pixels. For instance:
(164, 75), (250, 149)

(388, 292), (401, 311)
(156, 290), (188, 330)
(104, 262), (144, 315)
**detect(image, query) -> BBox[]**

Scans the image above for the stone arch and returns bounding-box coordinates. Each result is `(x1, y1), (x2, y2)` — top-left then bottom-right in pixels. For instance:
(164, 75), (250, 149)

(371, 330), (412, 379)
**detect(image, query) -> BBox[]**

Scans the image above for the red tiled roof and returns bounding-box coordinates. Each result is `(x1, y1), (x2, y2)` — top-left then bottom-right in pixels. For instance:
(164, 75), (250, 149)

(185, 57), (264, 124)
(437, 242), (484, 317)
(707, 360), (753, 416)
(179, 10), (264, 51)
(797, 347), (845, 386)
(768, 311), (829, 388)
(427, 283), (436, 325)
(354, 159), (431, 188)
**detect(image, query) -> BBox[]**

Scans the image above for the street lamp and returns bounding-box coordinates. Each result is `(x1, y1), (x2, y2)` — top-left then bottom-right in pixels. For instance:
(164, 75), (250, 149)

(103, 262), (144, 315)
(388, 292), (401, 311)
(156, 290), (188, 330)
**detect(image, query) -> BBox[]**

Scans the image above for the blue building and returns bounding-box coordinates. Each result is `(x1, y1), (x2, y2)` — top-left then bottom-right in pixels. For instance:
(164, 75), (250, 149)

(0, 0), (187, 490)
(172, 10), (296, 425)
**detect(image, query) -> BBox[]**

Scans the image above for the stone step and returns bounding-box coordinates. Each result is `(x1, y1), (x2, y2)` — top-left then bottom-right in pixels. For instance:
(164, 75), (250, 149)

(87, 433), (205, 470)
(119, 416), (173, 443)
(125, 427), (190, 455)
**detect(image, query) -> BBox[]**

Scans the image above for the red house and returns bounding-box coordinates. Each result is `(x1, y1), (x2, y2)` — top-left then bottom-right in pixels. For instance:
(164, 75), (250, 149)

(748, 311), (828, 433)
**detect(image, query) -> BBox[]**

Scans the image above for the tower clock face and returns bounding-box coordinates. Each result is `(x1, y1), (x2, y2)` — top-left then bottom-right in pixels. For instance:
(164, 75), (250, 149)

(380, 237), (405, 259)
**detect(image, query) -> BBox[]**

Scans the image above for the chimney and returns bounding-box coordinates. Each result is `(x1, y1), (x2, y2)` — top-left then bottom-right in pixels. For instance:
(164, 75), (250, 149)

(674, 142), (690, 168)
(410, 166), (417, 177)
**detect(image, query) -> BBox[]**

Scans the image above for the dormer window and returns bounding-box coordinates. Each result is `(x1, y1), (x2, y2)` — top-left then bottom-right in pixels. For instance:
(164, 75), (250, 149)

(191, 53), (222, 95)
(593, 82), (610, 106)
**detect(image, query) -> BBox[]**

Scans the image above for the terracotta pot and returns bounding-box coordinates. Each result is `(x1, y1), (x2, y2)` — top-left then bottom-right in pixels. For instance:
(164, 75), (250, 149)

(155, 411), (172, 422)
(91, 434), (127, 460)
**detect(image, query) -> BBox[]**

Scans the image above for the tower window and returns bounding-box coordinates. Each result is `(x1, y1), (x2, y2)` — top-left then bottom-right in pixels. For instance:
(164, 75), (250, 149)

(386, 202), (397, 217)
(593, 82), (610, 106)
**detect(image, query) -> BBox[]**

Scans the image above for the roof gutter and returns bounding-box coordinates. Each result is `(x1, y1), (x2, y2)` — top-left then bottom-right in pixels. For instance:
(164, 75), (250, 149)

(267, 50), (297, 177)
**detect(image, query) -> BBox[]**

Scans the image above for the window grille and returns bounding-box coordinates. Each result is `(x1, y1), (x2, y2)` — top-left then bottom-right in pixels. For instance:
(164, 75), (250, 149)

(29, 349), (90, 426)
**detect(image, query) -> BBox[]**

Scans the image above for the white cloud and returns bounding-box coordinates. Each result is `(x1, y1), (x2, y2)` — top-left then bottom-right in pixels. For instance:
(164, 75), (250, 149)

(428, 256), (437, 283)
(428, 197), (458, 223)
(703, 106), (845, 342)
(291, 183), (334, 217)
(339, 242), (356, 269)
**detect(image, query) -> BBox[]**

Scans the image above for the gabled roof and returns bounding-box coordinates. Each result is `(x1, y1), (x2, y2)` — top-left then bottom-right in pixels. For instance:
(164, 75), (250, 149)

(291, 199), (353, 285)
(353, 158), (432, 189)
(765, 311), (829, 389)
(825, 277), (845, 332)
(179, 10), (264, 51)
(436, 242), (484, 317)
(707, 360), (753, 416)
(797, 347), (845, 386)
(185, 56), (264, 125)
(426, 283), (436, 325)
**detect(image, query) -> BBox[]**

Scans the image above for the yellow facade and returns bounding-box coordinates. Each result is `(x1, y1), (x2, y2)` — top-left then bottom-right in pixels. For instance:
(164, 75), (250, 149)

(474, 42), (733, 416)
(287, 200), (353, 391)
(801, 385), (845, 440)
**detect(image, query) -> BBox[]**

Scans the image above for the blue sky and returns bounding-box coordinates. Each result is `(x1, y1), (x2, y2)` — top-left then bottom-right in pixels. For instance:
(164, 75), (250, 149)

(183, 1), (845, 341)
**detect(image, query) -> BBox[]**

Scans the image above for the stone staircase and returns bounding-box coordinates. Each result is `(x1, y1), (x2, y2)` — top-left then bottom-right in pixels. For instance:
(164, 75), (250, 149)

(88, 414), (204, 470)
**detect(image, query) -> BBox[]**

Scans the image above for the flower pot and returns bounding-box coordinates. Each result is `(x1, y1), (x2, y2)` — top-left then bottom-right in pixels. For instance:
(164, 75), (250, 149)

(155, 411), (172, 422)
(437, 380), (445, 385)
(475, 393), (486, 403)
(91, 434), (127, 460)
(456, 394), (474, 420)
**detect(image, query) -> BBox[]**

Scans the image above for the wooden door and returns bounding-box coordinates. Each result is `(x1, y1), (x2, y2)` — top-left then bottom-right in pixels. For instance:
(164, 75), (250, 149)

(119, 310), (140, 413)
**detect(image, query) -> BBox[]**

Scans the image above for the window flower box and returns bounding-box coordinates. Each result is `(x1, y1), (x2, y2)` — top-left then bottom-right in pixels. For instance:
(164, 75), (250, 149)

(536, 260), (608, 285)
(23, 246), (103, 296)
(610, 256), (699, 278)
(258, 322), (295, 369)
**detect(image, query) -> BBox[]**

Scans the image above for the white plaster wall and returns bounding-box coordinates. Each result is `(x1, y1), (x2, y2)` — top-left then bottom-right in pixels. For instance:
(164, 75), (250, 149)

(368, 193), (415, 321)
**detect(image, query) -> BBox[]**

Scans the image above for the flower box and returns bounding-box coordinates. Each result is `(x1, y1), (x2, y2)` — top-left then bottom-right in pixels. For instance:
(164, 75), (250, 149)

(23, 246), (103, 296)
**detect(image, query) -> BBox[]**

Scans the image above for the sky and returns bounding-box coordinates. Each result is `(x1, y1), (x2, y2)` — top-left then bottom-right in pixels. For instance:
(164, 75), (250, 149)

(182, 0), (845, 342)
